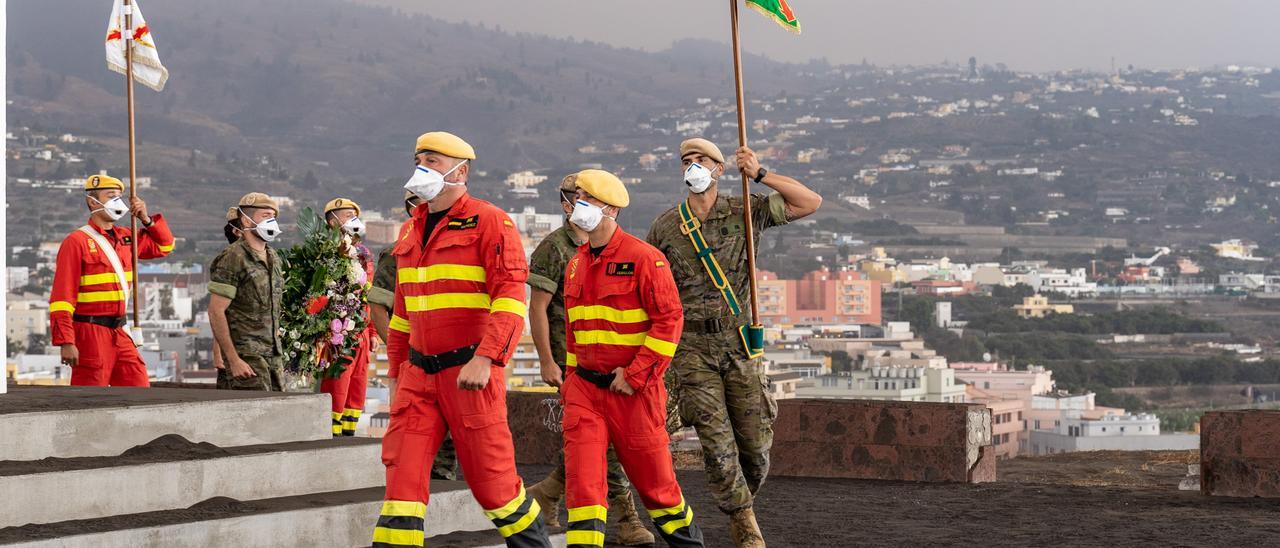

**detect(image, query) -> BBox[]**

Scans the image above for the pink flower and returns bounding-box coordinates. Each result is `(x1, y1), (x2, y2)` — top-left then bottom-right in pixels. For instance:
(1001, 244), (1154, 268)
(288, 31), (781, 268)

(330, 318), (343, 333)
(330, 333), (344, 345)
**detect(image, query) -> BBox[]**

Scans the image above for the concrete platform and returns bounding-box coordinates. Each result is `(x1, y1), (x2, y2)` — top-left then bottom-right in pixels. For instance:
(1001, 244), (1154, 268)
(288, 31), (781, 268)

(0, 438), (383, 528)
(0, 386), (331, 461)
(0, 485), (517, 548)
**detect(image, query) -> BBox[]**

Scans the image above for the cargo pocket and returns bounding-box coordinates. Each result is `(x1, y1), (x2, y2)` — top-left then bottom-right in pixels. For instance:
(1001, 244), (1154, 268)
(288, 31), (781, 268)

(760, 373), (778, 426)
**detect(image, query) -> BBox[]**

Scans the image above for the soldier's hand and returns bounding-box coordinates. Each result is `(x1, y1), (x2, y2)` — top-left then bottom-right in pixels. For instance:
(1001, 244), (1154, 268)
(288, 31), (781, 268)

(458, 356), (493, 391)
(540, 359), (564, 388)
(735, 146), (761, 179)
(129, 196), (150, 221)
(228, 357), (258, 379)
(609, 367), (635, 395)
(60, 344), (79, 368)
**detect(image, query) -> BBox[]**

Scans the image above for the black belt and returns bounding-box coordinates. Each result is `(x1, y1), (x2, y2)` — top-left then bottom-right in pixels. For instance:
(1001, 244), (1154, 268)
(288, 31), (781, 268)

(684, 317), (738, 334)
(409, 345), (477, 374)
(73, 314), (127, 329)
(574, 367), (617, 389)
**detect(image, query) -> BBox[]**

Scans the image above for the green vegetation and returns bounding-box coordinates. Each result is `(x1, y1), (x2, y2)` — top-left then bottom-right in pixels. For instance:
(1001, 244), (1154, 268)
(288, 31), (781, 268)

(967, 307), (1224, 335)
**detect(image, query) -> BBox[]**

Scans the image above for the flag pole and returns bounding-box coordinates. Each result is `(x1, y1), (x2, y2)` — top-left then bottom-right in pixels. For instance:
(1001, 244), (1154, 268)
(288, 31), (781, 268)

(124, 0), (140, 328)
(728, 0), (761, 334)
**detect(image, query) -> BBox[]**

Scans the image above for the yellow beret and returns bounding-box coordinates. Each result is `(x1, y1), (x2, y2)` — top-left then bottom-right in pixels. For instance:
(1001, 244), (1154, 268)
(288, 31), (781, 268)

(575, 169), (630, 208)
(237, 192), (279, 214)
(559, 173), (579, 193)
(83, 174), (125, 192)
(225, 207), (239, 222)
(403, 190), (420, 203)
(414, 131), (476, 160)
(680, 138), (725, 164)
(323, 198), (361, 217)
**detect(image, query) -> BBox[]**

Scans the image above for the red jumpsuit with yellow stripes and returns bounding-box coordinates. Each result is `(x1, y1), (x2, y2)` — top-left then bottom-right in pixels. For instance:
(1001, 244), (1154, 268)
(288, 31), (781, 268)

(374, 194), (550, 548)
(562, 228), (703, 548)
(49, 216), (175, 386)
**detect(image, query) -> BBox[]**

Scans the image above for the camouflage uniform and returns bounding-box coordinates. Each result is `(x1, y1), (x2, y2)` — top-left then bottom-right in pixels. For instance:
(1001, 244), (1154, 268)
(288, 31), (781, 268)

(373, 246), (458, 481)
(208, 239), (285, 391)
(645, 192), (787, 514)
(528, 225), (631, 498)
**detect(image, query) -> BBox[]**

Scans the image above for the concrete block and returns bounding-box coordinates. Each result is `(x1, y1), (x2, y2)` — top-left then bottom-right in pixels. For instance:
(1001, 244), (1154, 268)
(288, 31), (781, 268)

(0, 386), (331, 461)
(1201, 410), (1280, 498)
(0, 440), (383, 528)
(508, 391), (995, 483)
(0, 485), (517, 548)
(770, 398), (993, 483)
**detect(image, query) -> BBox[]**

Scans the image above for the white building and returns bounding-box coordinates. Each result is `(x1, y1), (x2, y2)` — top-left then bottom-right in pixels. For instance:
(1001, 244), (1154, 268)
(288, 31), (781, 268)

(1030, 268), (1097, 297)
(799, 365), (967, 403)
(7, 266), (31, 291)
(1029, 413), (1199, 455)
(505, 171), (548, 190)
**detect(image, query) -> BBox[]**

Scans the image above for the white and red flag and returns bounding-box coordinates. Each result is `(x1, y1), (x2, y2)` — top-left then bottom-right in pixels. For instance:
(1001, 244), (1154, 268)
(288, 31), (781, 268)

(105, 0), (168, 91)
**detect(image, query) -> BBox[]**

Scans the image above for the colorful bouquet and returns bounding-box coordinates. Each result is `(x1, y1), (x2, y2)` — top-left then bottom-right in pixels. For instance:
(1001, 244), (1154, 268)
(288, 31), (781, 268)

(279, 207), (371, 379)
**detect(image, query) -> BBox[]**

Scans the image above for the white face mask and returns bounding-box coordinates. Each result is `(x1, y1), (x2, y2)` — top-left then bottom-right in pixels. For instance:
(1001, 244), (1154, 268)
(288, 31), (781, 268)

(341, 217), (366, 237)
(239, 208), (282, 242)
(404, 160), (467, 202)
(90, 195), (129, 221)
(684, 162), (715, 194)
(569, 199), (607, 232)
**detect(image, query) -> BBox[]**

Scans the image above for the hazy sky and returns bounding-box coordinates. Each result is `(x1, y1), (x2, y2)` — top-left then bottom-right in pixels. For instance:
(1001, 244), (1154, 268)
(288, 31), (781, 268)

(361, 0), (1278, 72)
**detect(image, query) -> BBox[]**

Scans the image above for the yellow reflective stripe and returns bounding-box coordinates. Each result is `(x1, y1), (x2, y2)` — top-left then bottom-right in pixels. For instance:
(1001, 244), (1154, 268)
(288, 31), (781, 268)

(647, 498), (687, 518)
(658, 507), (694, 535)
(567, 305), (649, 324)
(398, 264), (487, 284)
(565, 530), (605, 546)
(565, 353), (577, 367)
(379, 500), (427, 517)
(572, 330), (646, 347)
(158, 243), (175, 252)
(567, 505), (608, 522)
(79, 272), (133, 285)
(643, 336), (678, 357)
(50, 301), (76, 314)
(490, 297), (527, 317)
(77, 290), (125, 303)
(389, 314), (411, 333)
(496, 499), (540, 537)
(371, 527), (424, 546)
(404, 293), (490, 312)
(483, 486), (528, 521)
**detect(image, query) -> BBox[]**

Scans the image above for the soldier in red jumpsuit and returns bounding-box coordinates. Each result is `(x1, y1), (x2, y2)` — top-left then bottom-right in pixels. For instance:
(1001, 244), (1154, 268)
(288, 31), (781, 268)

(50, 174), (174, 386)
(319, 198), (375, 436)
(560, 170), (703, 547)
(372, 132), (550, 548)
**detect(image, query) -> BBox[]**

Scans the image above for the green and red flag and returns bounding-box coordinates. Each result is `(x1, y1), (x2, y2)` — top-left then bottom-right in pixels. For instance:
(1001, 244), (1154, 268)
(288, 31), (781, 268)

(745, 0), (800, 34)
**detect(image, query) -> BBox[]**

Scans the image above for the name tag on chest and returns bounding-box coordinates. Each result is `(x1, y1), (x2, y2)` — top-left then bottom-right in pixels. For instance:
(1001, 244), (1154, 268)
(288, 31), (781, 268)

(607, 262), (636, 276)
(448, 215), (479, 230)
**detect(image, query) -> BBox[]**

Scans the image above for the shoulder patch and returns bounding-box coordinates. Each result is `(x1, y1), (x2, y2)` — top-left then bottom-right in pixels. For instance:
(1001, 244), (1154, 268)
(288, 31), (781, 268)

(448, 215), (479, 230)
(607, 262), (636, 276)
(656, 260), (666, 268)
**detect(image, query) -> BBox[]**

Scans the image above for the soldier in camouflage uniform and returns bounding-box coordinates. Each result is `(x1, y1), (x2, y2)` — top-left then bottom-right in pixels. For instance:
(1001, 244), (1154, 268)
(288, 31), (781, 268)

(368, 191), (458, 481)
(208, 193), (286, 392)
(524, 175), (654, 545)
(645, 139), (822, 547)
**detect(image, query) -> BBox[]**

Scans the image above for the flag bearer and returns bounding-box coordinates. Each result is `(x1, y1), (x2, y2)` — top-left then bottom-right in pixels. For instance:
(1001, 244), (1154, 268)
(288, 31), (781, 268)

(561, 169), (703, 548)
(373, 131), (550, 548)
(51, 174), (174, 386)
(645, 138), (821, 547)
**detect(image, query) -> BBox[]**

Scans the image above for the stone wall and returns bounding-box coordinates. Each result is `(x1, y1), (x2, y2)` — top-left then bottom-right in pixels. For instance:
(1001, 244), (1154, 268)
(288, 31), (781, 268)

(507, 391), (995, 483)
(1201, 410), (1280, 498)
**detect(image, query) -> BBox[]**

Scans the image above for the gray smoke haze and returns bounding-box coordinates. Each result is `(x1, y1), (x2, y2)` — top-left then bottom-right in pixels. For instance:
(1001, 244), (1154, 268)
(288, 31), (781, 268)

(360, 0), (1278, 71)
